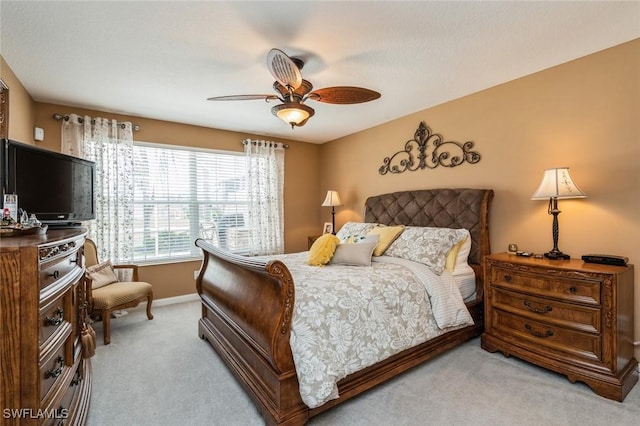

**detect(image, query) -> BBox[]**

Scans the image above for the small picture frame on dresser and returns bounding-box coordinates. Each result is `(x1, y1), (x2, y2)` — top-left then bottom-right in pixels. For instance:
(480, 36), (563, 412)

(322, 222), (333, 235)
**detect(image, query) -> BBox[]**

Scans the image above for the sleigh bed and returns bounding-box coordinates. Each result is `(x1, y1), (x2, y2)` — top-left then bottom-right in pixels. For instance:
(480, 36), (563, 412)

(195, 188), (493, 425)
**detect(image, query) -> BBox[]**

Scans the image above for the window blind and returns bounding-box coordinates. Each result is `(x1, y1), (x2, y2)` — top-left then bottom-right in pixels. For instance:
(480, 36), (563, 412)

(132, 142), (249, 262)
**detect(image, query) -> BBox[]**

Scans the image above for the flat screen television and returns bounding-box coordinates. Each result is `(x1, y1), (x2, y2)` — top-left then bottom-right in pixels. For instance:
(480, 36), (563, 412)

(1, 138), (95, 226)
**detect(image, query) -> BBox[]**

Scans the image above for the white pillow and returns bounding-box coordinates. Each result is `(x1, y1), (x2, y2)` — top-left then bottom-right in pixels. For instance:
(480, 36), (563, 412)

(452, 232), (472, 276)
(335, 222), (378, 241)
(385, 226), (468, 275)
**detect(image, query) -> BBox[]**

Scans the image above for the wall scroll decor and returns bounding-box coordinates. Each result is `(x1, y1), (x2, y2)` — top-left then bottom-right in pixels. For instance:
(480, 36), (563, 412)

(379, 121), (481, 175)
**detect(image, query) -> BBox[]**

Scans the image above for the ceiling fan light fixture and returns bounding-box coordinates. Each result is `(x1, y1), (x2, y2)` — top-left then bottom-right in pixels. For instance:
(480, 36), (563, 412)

(271, 103), (315, 128)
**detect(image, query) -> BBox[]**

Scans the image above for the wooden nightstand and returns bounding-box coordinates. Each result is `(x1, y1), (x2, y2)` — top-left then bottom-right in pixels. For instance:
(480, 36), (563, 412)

(307, 235), (321, 249)
(481, 252), (637, 401)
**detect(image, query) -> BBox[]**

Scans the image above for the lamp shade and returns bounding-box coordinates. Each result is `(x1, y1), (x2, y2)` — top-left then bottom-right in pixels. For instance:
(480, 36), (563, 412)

(531, 167), (586, 200)
(271, 103), (315, 128)
(321, 190), (343, 207)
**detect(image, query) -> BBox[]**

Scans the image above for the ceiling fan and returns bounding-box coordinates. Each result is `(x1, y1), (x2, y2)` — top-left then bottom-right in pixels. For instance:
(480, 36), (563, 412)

(207, 48), (381, 129)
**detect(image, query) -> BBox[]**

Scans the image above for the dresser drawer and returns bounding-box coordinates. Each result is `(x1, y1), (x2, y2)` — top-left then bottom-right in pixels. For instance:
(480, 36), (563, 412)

(491, 287), (600, 334)
(40, 293), (71, 347)
(490, 309), (601, 362)
(40, 343), (70, 403)
(42, 362), (84, 426)
(40, 251), (81, 291)
(490, 266), (600, 305)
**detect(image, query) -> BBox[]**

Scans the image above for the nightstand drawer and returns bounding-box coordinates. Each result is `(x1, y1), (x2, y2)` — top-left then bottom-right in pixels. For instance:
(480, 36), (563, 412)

(490, 309), (601, 362)
(490, 287), (600, 334)
(490, 266), (600, 305)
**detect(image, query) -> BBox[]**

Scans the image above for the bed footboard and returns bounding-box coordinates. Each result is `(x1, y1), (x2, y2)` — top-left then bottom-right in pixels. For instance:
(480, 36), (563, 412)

(195, 239), (309, 425)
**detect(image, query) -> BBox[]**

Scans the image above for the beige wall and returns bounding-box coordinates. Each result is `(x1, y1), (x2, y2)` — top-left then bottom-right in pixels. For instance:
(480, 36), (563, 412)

(31, 103), (321, 300)
(320, 39), (640, 355)
(4, 40), (639, 356)
(0, 95), (320, 300)
(0, 56), (36, 143)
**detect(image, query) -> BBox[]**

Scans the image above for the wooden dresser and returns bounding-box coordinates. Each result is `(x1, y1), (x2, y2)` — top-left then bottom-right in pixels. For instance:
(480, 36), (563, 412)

(1, 228), (91, 425)
(481, 252), (637, 401)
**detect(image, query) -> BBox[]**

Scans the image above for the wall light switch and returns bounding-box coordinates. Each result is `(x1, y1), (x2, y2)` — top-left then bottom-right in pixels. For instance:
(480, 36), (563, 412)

(34, 127), (44, 141)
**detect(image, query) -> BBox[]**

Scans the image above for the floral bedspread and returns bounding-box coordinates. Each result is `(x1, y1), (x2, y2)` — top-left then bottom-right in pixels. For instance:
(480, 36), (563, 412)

(269, 252), (473, 408)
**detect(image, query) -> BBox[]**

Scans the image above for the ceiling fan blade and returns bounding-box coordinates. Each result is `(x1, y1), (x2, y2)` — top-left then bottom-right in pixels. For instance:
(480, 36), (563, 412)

(207, 94), (279, 101)
(267, 48), (302, 90)
(307, 86), (381, 104)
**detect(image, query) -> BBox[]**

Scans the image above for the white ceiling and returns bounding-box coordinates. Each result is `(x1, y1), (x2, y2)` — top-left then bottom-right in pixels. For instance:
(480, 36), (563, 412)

(1, 1), (638, 144)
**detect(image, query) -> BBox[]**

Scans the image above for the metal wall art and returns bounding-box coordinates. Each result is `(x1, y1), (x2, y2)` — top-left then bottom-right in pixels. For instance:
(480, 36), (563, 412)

(379, 121), (481, 175)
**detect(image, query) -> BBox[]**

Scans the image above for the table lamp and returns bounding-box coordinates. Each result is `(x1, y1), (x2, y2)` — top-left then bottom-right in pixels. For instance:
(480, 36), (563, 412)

(531, 167), (586, 260)
(321, 190), (343, 234)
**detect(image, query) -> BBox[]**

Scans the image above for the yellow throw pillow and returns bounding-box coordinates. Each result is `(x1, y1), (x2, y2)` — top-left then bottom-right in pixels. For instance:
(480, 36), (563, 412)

(307, 234), (340, 266)
(445, 236), (467, 272)
(367, 225), (405, 256)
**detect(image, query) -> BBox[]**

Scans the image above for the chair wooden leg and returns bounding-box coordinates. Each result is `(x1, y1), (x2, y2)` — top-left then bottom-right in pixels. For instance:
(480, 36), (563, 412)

(146, 291), (154, 320)
(103, 309), (111, 345)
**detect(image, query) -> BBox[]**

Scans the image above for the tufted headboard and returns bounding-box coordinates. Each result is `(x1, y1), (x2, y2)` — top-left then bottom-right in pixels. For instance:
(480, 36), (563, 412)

(364, 188), (494, 267)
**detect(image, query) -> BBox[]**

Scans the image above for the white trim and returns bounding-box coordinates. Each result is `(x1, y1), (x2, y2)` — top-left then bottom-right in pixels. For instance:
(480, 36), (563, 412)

(126, 293), (199, 312)
(135, 139), (244, 156)
(153, 293), (200, 307)
(634, 340), (640, 347)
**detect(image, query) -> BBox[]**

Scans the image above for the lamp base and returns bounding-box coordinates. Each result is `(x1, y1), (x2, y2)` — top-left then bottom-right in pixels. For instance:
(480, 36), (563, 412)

(544, 250), (570, 260)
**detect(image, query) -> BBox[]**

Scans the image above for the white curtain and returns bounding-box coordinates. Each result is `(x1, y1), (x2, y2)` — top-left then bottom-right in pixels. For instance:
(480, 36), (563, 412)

(244, 139), (285, 255)
(61, 114), (134, 262)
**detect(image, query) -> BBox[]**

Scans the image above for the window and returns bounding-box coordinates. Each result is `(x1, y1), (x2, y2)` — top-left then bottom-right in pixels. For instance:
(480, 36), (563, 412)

(132, 142), (249, 262)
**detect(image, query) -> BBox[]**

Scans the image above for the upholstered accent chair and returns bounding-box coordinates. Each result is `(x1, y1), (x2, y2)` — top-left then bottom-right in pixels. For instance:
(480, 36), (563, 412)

(84, 239), (153, 345)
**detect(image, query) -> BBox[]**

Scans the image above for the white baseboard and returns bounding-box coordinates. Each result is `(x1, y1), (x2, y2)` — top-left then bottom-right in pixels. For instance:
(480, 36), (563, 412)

(153, 293), (200, 307)
(124, 293), (199, 312)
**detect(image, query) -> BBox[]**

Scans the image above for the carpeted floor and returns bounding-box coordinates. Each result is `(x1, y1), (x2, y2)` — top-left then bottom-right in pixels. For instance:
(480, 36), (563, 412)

(86, 300), (640, 425)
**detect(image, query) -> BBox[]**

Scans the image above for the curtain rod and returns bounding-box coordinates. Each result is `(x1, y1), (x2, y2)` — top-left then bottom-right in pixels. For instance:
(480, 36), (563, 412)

(242, 140), (289, 149)
(53, 113), (141, 131)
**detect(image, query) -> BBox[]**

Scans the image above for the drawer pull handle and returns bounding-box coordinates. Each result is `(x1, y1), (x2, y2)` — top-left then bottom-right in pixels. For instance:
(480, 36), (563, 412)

(504, 275), (512, 282)
(71, 369), (83, 386)
(48, 270), (60, 279)
(523, 300), (552, 314)
(569, 286), (578, 294)
(45, 356), (65, 379)
(44, 307), (64, 326)
(525, 324), (554, 338)
(55, 406), (66, 426)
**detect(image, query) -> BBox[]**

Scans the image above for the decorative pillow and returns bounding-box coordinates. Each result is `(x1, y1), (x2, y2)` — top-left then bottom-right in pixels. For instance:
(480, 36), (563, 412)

(307, 234), (340, 266)
(445, 229), (471, 273)
(339, 234), (376, 244)
(385, 227), (468, 275)
(366, 225), (405, 256)
(86, 260), (119, 289)
(330, 236), (379, 266)
(335, 222), (378, 241)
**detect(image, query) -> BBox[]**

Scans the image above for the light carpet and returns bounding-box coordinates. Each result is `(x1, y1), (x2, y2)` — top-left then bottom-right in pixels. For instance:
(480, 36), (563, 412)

(87, 301), (640, 425)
